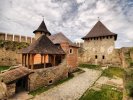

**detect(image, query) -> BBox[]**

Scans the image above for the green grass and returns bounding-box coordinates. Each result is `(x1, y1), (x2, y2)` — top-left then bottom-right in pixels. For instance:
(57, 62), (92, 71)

(80, 85), (123, 100)
(79, 64), (100, 70)
(102, 67), (125, 78)
(125, 68), (133, 97)
(29, 74), (74, 96)
(0, 66), (10, 72)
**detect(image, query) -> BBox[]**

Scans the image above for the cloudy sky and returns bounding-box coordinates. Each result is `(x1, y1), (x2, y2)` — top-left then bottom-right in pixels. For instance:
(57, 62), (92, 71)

(0, 0), (133, 48)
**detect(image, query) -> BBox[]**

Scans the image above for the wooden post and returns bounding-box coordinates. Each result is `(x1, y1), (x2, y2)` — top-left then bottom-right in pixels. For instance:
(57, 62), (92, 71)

(31, 54), (34, 69)
(44, 55), (46, 68)
(22, 54), (24, 66)
(41, 54), (43, 64)
(28, 54), (30, 69)
(25, 54), (27, 67)
(53, 55), (56, 66)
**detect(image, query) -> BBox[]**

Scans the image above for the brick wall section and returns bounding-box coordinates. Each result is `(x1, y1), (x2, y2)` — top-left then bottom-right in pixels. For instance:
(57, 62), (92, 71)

(67, 47), (78, 71)
(60, 42), (78, 72)
(28, 59), (68, 91)
(0, 48), (22, 66)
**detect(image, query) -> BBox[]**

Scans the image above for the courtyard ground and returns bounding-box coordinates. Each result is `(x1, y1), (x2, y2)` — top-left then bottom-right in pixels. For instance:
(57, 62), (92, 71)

(32, 68), (101, 100)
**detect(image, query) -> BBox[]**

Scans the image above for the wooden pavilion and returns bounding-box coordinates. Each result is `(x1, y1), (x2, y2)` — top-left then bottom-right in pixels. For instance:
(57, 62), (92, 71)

(21, 35), (65, 69)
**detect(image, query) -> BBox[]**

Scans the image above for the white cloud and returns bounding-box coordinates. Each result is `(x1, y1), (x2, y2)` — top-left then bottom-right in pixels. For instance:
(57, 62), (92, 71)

(0, 0), (133, 48)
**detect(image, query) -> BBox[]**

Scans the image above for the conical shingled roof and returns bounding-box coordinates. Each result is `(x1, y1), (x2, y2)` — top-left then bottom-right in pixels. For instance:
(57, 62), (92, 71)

(82, 21), (117, 40)
(22, 35), (65, 54)
(33, 20), (51, 35)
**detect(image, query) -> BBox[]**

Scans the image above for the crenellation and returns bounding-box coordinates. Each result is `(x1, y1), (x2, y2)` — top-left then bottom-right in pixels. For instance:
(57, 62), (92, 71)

(0, 33), (34, 43)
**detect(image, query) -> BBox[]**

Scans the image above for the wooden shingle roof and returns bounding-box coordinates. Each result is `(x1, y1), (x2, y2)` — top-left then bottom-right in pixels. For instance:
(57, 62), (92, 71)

(49, 32), (79, 48)
(0, 67), (32, 84)
(33, 20), (51, 36)
(82, 21), (117, 40)
(22, 34), (65, 54)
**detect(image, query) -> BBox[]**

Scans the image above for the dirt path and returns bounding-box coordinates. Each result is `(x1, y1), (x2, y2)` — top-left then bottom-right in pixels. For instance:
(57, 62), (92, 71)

(33, 68), (102, 100)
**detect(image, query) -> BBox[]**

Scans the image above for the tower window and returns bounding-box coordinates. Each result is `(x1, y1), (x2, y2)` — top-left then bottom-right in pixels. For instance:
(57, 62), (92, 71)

(69, 48), (73, 54)
(95, 55), (98, 59)
(102, 55), (105, 59)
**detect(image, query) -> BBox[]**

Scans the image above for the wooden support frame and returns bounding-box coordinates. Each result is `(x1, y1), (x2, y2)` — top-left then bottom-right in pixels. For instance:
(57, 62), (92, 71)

(44, 54), (46, 68)
(53, 55), (56, 66)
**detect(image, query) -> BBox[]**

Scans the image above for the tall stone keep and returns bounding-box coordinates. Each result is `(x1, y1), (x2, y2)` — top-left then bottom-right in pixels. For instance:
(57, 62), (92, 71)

(82, 21), (117, 65)
(33, 20), (51, 40)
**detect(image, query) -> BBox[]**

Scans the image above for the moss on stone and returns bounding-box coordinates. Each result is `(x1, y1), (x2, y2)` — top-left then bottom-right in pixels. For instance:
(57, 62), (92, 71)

(0, 40), (29, 50)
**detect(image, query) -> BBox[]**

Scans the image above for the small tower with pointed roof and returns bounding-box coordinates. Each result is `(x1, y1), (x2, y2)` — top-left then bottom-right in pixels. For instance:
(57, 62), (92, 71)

(33, 20), (51, 40)
(82, 20), (117, 65)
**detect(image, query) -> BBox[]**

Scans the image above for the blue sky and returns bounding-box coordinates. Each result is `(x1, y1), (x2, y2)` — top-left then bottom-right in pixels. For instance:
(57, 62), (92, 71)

(0, 0), (133, 48)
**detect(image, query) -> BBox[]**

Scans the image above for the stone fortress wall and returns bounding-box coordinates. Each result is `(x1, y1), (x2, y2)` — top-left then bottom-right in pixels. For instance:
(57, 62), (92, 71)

(0, 32), (34, 44)
(0, 32), (34, 66)
(81, 36), (121, 66)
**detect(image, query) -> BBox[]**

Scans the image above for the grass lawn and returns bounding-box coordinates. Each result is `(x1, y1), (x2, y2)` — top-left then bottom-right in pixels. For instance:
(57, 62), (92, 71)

(29, 74), (74, 96)
(80, 85), (123, 100)
(0, 66), (10, 72)
(102, 67), (125, 78)
(79, 64), (100, 70)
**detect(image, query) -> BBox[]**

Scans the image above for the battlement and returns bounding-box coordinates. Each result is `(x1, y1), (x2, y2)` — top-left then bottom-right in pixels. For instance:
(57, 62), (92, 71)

(0, 32), (35, 43)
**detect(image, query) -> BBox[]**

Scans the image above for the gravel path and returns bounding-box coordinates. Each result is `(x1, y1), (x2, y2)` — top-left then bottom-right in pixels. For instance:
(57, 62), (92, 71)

(33, 68), (102, 100)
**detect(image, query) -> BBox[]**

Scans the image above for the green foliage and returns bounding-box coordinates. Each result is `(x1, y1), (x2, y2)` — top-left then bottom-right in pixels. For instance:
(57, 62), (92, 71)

(79, 64), (100, 70)
(102, 67), (125, 78)
(125, 68), (133, 97)
(130, 62), (133, 67)
(80, 85), (123, 100)
(126, 80), (133, 97)
(29, 74), (74, 96)
(0, 40), (29, 50)
(0, 66), (10, 71)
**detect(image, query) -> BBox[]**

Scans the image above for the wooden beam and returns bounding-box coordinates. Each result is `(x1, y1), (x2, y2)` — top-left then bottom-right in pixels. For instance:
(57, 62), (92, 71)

(28, 54), (30, 68)
(25, 54), (27, 67)
(44, 55), (46, 68)
(22, 54), (24, 66)
(53, 55), (56, 66)
(41, 54), (43, 64)
(31, 54), (34, 69)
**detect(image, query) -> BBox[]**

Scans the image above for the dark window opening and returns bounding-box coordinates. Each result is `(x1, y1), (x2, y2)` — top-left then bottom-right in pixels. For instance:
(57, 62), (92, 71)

(49, 80), (53, 84)
(102, 55), (105, 59)
(69, 48), (73, 54)
(95, 55), (98, 59)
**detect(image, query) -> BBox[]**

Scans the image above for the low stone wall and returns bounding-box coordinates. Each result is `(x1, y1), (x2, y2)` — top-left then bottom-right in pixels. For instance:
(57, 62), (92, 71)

(6, 83), (16, 97)
(29, 61), (68, 91)
(0, 82), (15, 99)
